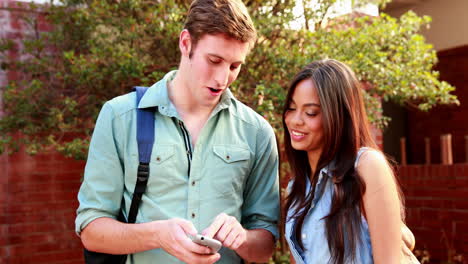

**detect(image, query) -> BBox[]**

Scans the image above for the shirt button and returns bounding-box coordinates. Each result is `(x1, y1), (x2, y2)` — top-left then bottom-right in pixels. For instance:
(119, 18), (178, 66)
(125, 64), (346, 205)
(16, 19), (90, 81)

(191, 181), (196, 186)
(226, 155), (230, 160)
(156, 157), (161, 162)
(191, 213), (196, 218)
(302, 233), (307, 239)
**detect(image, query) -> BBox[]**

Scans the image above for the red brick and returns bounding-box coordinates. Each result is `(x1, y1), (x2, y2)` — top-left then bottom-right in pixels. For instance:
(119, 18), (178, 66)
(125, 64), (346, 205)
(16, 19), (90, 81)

(33, 161), (85, 173)
(7, 70), (19, 81)
(454, 176), (468, 186)
(9, 13), (23, 31)
(453, 199), (468, 209)
(449, 210), (468, 221)
(454, 221), (468, 235)
(9, 247), (83, 263)
(7, 181), (81, 194)
(8, 222), (51, 234)
(37, 13), (53, 32)
(8, 212), (59, 224)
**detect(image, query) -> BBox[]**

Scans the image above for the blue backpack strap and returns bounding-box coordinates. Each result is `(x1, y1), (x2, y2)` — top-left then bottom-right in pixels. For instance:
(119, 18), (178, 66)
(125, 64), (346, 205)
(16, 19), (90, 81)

(135, 86), (155, 163)
(128, 86), (156, 224)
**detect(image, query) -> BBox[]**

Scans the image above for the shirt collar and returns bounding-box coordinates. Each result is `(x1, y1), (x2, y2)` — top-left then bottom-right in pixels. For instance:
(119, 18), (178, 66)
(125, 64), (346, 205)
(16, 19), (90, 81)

(211, 87), (234, 117)
(138, 70), (234, 112)
(321, 166), (333, 178)
(138, 71), (175, 109)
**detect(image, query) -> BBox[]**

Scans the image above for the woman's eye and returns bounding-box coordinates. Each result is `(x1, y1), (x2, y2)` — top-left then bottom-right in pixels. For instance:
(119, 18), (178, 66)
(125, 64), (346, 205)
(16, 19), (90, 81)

(286, 107), (296, 112)
(306, 112), (317, 117)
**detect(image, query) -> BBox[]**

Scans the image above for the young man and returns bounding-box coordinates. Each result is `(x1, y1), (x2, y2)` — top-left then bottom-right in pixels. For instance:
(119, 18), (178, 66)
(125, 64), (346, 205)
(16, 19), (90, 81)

(75, 0), (279, 263)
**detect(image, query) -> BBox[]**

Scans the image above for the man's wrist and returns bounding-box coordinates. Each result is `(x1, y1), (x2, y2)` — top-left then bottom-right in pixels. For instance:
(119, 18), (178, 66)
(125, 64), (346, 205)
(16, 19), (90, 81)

(235, 228), (275, 262)
(131, 220), (166, 250)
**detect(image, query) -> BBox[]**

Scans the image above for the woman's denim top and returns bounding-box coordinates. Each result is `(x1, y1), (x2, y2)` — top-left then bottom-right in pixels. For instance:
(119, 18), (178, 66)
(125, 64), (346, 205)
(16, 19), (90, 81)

(285, 148), (373, 264)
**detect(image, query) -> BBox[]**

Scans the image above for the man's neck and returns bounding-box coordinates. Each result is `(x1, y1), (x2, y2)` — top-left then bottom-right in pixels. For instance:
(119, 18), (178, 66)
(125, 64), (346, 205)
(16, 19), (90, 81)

(168, 73), (217, 118)
(168, 72), (220, 146)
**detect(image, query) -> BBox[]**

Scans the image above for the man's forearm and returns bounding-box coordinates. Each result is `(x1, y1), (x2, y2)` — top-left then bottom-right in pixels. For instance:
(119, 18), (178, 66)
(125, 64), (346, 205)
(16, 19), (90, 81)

(82, 217), (220, 263)
(236, 229), (275, 263)
(80, 217), (161, 254)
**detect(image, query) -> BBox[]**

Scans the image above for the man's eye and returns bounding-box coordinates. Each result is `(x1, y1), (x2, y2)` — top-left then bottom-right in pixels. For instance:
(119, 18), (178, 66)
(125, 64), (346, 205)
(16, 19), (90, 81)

(230, 64), (241, 70)
(209, 59), (221, 64)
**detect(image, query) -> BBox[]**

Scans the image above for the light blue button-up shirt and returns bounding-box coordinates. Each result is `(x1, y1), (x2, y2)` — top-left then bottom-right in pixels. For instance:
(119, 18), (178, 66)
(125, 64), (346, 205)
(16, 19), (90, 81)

(285, 149), (373, 264)
(76, 71), (280, 264)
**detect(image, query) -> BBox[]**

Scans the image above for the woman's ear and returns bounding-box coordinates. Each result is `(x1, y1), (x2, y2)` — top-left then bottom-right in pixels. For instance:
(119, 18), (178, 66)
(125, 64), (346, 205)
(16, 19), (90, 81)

(179, 29), (192, 57)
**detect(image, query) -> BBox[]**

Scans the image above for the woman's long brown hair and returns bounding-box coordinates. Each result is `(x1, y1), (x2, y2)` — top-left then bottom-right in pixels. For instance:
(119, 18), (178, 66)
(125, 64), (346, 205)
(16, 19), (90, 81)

(283, 59), (380, 263)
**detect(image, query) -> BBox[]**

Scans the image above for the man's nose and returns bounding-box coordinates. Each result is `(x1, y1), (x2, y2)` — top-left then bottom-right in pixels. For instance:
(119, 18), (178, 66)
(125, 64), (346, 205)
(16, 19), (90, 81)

(214, 67), (230, 88)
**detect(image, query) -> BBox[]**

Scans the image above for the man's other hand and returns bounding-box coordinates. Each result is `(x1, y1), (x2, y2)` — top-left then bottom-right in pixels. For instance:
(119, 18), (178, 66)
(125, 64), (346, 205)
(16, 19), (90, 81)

(202, 213), (247, 251)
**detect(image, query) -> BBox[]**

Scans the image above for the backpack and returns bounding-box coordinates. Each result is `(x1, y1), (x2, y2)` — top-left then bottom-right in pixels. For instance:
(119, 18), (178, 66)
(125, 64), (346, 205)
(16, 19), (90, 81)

(83, 86), (156, 264)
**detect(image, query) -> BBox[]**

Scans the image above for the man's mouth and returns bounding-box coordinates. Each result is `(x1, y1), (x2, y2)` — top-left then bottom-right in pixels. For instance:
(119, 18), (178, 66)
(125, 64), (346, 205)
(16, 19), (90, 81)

(208, 87), (223, 96)
(209, 87), (222, 93)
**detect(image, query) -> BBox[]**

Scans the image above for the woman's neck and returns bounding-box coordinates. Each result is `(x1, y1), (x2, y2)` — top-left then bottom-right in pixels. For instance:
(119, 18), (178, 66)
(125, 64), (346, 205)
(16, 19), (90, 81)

(307, 149), (322, 177)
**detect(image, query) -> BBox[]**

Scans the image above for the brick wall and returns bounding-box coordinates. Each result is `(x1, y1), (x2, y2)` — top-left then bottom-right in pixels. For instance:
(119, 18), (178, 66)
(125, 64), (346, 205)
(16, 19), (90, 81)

(407, 45), (468, 164)
(400, 164), (468, 262)
(0, 149), (85, 264)
(0, 1), (86, 263)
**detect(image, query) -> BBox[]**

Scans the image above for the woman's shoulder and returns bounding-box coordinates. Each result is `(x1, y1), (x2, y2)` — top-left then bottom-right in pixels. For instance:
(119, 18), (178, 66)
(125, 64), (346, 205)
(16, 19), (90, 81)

(355, 147), (394, 191)
(355, 147), (382, 166)
(355, 147), (387, 167)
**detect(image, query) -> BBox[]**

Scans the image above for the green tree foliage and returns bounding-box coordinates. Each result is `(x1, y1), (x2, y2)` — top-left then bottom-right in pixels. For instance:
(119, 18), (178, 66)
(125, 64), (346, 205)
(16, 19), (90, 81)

(0, 0), (458, 159)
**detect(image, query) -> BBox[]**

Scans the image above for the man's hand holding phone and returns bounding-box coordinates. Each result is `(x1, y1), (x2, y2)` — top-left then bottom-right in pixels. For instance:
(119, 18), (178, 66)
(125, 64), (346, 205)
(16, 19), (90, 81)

(155, 218), (220, 264)
(189, 234), (222, 254)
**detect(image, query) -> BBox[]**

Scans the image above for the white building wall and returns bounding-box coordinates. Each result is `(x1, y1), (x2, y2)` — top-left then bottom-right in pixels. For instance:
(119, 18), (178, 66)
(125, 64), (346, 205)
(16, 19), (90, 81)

(385, 0), (468, 51)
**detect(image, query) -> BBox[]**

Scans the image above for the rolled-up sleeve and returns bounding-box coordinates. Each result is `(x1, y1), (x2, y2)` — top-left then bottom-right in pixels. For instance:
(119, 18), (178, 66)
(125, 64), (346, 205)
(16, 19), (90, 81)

(241, 121), (280, 239)
(75, 102), (125, 235)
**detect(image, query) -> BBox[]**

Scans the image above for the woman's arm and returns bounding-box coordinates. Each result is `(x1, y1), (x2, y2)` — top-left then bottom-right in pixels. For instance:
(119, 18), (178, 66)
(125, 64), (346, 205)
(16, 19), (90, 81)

(357, 150), (402, 264)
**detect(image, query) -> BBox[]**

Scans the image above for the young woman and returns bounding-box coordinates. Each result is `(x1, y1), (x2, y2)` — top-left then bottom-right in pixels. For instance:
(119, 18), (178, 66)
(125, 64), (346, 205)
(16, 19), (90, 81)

(283, 59), (417, 264)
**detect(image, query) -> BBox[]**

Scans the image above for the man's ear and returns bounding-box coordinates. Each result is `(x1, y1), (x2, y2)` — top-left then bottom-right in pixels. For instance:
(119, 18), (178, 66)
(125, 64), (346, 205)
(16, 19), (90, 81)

(179, 29), (192, 57)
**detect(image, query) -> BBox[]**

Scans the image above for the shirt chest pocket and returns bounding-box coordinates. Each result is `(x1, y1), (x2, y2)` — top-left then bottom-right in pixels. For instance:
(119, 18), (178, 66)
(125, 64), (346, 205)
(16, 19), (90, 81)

(151, 145), (175, 164)
(209, 145), (251, 197)
(148, 145), (183, 195)
(126, 145), (178, 196)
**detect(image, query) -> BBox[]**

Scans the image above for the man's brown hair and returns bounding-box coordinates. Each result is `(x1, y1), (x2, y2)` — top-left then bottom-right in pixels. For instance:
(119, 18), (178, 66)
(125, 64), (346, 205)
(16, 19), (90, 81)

(184, 0), (257, 50)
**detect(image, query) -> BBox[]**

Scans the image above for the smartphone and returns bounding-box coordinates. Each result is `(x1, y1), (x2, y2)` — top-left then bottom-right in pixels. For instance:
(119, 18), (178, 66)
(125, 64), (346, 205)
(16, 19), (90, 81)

(189, 234), (222, 254)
